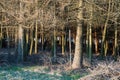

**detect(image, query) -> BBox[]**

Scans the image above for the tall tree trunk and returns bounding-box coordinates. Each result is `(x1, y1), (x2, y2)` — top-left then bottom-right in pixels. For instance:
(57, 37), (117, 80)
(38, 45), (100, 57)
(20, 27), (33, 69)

(88, 1), (93, 64)
(24, 29), (29, 61)
(113, 25), (118, 60)
(0, 22), (2, 48)
(29, 28), (34, 55)
(101, 0), (111, 59)
(86, 25), (89, 57)
(35, 0), (38, 54)
(17, 0), (23, 62)
(0, 9), (3, 48)
(53, 28), (56, 58)
(89, 25), (92, 64)
(72, 0), (83, 69)
(94, 30), (99, 55)
(62, 34), (65, 55)
(35, 20), (38, 54)
(69, 29), (72, 68)
(17, 25), (24, 62)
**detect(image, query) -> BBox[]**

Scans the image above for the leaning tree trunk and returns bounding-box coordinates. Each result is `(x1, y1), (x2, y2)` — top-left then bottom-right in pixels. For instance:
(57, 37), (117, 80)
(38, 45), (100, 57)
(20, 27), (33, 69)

(101, 0), (111, 59)
(72, 0), (83, 69)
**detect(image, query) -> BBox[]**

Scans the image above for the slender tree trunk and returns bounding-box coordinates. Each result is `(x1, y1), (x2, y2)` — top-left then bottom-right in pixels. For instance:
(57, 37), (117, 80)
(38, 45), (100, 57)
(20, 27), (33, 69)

(53, 28), (56, 58)
(62, 34), (65, 55)
(41, 9), (44, 51)
(24, 29), (29, 61)
(69, 30), (72, 68)
(35, 20), (38, 54)
(104, 41), (108, 56)
(0, 23), (2, 48)
(94, 30), (99, 55)
(86, 25), (89, 56)
(101, 0), (111, 59)
(72, 0), (83, 69)
(29, 27), (34, 55)
(113, 25), (118, 60)
(0, 9), (2, 48)
(89, 25), (92, 64)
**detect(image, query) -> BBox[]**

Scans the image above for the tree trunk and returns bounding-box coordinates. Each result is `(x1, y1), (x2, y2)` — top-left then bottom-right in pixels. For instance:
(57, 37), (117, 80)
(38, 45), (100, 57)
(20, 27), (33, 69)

(0, 23), (2, 48)
(72, 0), (83, 69)
(29, 27), (34, 55)
(17, 25), (24, 62)
(62, 34), (65, 55)
(86, 25), (89, 57)
(113, 25), (118, 60)
(69, 30), (72, 68)
(94, 30), (99, 55)
(72, 23), (83, 69)
(101, 0), (111, 59)
(88, 25), (92, 64)
(35, 20), (38, 54)
(88, 1), (93, 64)
(17, 0), (23, 62)
(53, 28), (56, 58)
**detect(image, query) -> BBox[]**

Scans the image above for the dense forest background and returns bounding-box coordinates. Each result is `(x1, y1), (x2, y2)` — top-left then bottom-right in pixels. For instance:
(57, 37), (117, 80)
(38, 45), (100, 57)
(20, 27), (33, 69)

(0, 0), (120, 80)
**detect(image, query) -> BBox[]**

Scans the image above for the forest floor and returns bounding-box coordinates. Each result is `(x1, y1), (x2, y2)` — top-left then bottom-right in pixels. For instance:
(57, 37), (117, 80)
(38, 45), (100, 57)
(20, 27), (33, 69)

(0, 48), (120, 80)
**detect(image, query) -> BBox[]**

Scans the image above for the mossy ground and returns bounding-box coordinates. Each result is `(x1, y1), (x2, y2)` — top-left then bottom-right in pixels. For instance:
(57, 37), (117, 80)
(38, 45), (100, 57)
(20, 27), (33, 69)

(0, 65), (88, 80)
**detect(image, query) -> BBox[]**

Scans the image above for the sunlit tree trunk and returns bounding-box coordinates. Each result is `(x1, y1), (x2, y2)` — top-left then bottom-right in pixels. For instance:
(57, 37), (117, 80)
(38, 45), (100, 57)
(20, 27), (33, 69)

(34, 0), (38, 54)
(113, 24), (118, 60)
(29, 27), (34, 55)
(62, 34), (65, 55)
(72, 0), (83, 69)
(88, 1), (93, 64)
(35, 20), (38, 54)
(101, 0), (111, 59)
(17, 25), (24, 62)
(17, 0), (23, 62)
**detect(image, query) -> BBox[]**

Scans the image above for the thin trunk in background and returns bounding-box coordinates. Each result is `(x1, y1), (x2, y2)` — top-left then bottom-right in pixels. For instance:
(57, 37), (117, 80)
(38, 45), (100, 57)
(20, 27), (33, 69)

(29, 27), (34, 55)
(0, 15), (3, 48)
(62, 34), (65, 55)
(69, 29), (72, 68)
(94, 29), (99, 55)
(86, 25), (89, 57)
(113, 23), (118, 60)
(35, 0), (38, 54)
(35, 20), (38, 54)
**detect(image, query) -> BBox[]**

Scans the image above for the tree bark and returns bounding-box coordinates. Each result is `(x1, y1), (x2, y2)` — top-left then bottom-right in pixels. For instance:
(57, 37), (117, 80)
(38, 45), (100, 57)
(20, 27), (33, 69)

(72, 0), (83, 69)
(101, 0), (111, 59)
(17, 25), (24, 62)
(35, 20), (38, 54)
